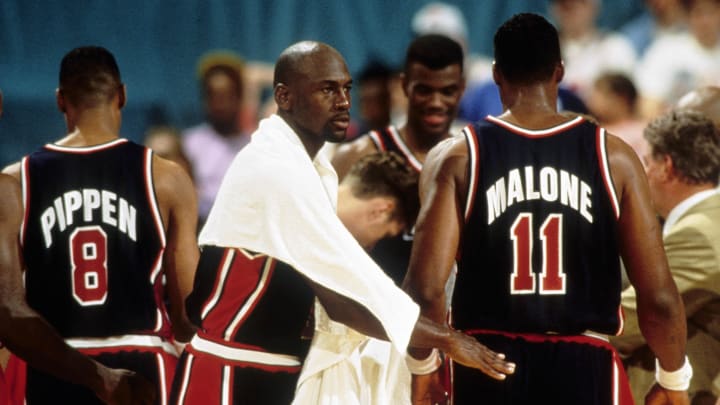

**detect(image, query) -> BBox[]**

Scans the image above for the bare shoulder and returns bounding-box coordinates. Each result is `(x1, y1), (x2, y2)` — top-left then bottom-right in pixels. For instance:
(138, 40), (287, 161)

(424, 136), (469, 177)
(0, 173), (22, 221)
(605, 131), (645, 197)
(151, 154), (196, 204)
(334, 134), (378, 158)
(1, 161), (22, 181)
(331, 135), (379, 179)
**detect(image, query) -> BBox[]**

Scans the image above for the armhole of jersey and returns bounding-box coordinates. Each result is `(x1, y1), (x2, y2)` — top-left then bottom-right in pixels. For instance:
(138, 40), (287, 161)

(368, 130), (385, 151)
(596, 128), (621, 220)
(19, 157), (30, 247)
(462, 125), (480, 223)
(145, 149), (167, 286)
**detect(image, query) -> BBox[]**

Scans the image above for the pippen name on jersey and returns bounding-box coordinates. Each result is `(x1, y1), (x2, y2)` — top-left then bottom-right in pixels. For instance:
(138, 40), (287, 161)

(486, 166), (593, 225)
(39, 189), (137, 248)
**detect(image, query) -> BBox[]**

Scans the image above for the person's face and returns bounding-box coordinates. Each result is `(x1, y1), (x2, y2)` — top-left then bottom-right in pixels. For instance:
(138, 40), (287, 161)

(204, 71), (242, 135)
(404, 62), (464, 140)
(290, 52), (352, 143)
(687, 0), (720, 48)
(359, 78), (391, 129)
(552, 0), (597, 35)
(360, 216), (406, 251)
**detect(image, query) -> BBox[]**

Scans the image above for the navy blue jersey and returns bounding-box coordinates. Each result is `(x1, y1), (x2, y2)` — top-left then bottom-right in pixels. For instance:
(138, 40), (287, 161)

(455, 116), (623, 335)
(20, 139), (168, 338)
(186, 246), (315, 358)
(366, 126), (420, 285)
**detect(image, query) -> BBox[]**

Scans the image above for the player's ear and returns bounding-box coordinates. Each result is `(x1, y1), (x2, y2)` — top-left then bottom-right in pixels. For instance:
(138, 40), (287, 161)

(274, 83), (292, 112)
(117, 84), (127, 109)
(56, 88), (66, 113)
(554, 61), (565, 84)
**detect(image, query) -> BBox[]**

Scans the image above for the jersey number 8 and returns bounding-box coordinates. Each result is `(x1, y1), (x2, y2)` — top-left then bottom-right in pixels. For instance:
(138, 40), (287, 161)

(69, 226), (109, 306)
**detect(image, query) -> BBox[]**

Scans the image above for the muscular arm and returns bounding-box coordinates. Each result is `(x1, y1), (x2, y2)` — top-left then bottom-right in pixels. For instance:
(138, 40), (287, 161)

(330, 135), (378, 181)
(402, 138), (466, 327)
(0, 174), (154, 404)
(153, 156), (199, 342)
(309, 276), (513, 380)
(608, 135), (688, 372)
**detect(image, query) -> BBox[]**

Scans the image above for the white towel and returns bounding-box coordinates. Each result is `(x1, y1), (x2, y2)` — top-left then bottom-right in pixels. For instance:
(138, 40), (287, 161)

(199, 114), (419, 357)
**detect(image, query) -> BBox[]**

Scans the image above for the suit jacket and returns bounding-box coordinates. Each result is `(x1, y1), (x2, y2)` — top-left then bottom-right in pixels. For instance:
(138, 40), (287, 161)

(611, 191), (720, 401)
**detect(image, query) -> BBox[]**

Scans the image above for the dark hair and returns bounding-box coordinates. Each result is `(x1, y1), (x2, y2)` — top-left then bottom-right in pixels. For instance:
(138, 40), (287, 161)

(493, 13), (561, 85)
(345, 152), (420, 227)
(404, 34), (464, 74)
(58, 46), (122, 108)
(357, 59), (393, 84)
(644, 110), (720, 185)
(594, 72), (638, 111)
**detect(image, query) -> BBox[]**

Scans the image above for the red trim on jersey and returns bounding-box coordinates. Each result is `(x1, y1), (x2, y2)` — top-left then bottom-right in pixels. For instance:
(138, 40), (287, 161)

(596, 128), (621, 219)
(463, 125), (480, 224)
(368, 129), (386, 151)
(464, 328), (613, 348)
(42, 138), (129, 154)
(485, 115), (585, 139)
(19, 157), (31, 248)
(386, 127), (423, 172)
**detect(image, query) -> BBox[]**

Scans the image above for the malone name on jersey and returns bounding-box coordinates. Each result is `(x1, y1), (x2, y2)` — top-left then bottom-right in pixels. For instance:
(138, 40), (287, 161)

(39, 188), (137, 248)
(486, 166), (594, 225)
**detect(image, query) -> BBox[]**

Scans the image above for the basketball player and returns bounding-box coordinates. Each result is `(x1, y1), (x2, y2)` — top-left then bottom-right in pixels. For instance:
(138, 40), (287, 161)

(2, 46), (199, 404)
(331, 33), (465, 286)
(169, 40), (514, 405)
(403, 13), (690, 405)
(0, 174), (156, 405)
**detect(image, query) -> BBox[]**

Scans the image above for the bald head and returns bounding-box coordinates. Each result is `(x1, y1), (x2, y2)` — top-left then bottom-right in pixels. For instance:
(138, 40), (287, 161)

(676, 86), (720, 127)
(273, 41), (345, 87)
(272, 41), (352, 152)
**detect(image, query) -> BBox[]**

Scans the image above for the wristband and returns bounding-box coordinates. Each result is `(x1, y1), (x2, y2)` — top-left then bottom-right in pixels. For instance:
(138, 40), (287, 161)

(406, 348), (442, 375)
(655, 356), (693, 391)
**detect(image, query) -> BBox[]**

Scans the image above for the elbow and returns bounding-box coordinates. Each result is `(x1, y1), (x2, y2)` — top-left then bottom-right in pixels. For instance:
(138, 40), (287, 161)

(638, 288), (685, 326)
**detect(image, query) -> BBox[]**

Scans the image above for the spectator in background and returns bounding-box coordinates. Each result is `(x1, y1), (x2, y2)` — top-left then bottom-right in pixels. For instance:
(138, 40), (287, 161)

(144, 125), (193, 178)
(182, 50), (251, 225)
(349, 60), (393, 140)
(634, 0), (720, 119)
(620, 0), (687, 57)
(586, 71), (649, 159)
(549, 0), (637, 100)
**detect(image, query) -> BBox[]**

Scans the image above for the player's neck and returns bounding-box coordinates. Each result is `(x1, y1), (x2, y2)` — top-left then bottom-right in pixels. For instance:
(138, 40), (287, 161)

(498, 86), (568, 129)
(58, 112), (121, 147)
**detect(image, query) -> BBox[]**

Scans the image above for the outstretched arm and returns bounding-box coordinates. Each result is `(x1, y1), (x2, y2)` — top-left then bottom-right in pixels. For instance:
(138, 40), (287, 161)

(607, 135), (689, 404)
(0, 174), (155, 404)
(309, 277), (513, 380)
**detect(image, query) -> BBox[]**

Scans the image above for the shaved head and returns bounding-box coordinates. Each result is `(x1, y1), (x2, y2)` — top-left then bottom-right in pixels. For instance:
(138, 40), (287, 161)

(273, 41), (344, 86)
(272, 41), (352, 153)
(676, 86), (720, 128)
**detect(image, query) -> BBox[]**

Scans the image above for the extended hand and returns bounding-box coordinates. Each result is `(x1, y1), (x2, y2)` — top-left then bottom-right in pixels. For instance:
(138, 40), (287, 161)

(644, 383), (690, 405)
(445, 330), (515, 380)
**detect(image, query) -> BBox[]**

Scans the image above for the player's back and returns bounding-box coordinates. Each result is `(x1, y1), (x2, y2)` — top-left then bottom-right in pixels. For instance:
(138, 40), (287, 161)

(456, 115), (623, 335)
(20, 139), (168, 338)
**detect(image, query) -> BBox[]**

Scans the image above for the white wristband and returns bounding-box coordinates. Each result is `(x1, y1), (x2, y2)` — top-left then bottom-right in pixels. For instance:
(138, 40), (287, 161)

(406, 348), (442, 375)
(655, 356), (693, 391)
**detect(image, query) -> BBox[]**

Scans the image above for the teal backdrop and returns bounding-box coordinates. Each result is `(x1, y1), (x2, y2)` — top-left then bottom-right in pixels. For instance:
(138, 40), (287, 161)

(0, 0), (644, 166)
